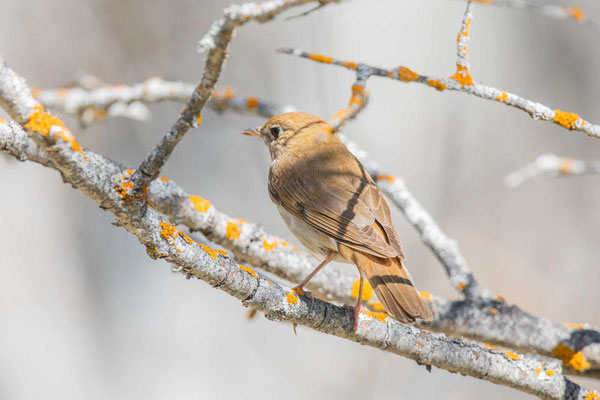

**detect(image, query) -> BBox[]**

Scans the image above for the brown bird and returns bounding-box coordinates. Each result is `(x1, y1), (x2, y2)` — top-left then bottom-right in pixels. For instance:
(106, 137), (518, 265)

(244, 112), (433, 330)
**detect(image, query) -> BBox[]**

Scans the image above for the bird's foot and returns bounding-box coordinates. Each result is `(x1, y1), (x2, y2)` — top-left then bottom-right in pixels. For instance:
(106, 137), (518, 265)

(292, 285), (314, 306)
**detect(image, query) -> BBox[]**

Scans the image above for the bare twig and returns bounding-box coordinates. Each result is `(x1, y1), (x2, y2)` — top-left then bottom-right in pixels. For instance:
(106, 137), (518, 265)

(504, 153), (600, 188)
(0, 59), (597, 399)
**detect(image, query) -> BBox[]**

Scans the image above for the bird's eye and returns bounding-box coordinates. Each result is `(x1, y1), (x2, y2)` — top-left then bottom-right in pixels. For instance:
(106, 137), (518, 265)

(270, 126), (281, 138)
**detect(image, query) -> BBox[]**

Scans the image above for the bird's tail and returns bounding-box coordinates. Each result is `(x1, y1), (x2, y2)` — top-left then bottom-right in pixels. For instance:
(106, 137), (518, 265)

(343, 246), (433, 323)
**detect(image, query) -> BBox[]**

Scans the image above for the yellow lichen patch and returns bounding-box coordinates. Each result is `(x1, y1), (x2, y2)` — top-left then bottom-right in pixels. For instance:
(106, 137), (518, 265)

(56, 88), (71, 98)
(351, 278), (374, 301)
(553, 110), (579, 130)
(234, 218), (248, 224)
(362, 311), (388, 323)
(473, 0), (493, 3)
(398, 66), (419, 82)
(458, 282), (467, 291)
(419, 291), (432, 301)
(497, 295), (506, 303)
(246, 97), (259, 109)
(569, 7), (586, 22)
(24, 104), (82, 153)
(262, 238), (278, 251)
(376, 174), (396, 182)
(159, 221), (178, 240)
(322, 125), (334, 134)
(0, 118), (5, 123)
(427, 79), (446, 91)
(240, 265), (258, 279)
(198, 243), (218, 259)
(31, 88), (41, 98)
(189, 195), (211, 212)
(563, 322), (584, 329)
(495, 91), (508, 102)
(503, 350), (519, 360)
(215, 249), (228, 256)
(552, 343), (591, 371)
(586, 393), (599, 400)
(450, 65), (474, 88)
(559, 158), (573, 174)
(225, 221), (241, 241)
(280, 241), (288, 247)
(286, 292), (299, 305)
(125, 169), (134, 174)
(489, 307), (498, 315)
(546, 369), (555, 376)
(308, 53), (333, 64)
(343, 61), (358, 70)
(178, 231), (195, 245)
(369, 301), (385, 312)
(535, 368), (541, 375)
(482, 343), (498, 350)
(292, 287), (304, 296)
(159, 176), (169, 183)
(196, 114), (202, 127)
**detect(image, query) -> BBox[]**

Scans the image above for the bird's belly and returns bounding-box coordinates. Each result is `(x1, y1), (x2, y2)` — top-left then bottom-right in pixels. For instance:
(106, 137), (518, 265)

(276, 205), (348, 263)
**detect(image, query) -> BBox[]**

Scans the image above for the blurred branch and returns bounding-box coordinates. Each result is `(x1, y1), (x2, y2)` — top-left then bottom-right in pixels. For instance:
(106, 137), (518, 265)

(504, 153), (600, 188)
(130, 0), (342, 193)
(470, 0), (600, 33)
(4, 60), (600, 400)
(7, 88), (600, 378)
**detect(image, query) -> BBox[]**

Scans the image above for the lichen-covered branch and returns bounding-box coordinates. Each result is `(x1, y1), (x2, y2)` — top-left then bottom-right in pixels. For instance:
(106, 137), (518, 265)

(470, 0), (599, 33)
(130, 0), (342, 191)
(277, 47), (600, 139)
(1, 59), (597, 400)
(504, 153), (600, 188)
(3, 118), (600, 379)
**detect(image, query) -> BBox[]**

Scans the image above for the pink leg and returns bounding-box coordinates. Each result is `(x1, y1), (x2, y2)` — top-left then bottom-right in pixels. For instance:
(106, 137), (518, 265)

(353, 274), (364, 331)
(293, 252), (335, 292)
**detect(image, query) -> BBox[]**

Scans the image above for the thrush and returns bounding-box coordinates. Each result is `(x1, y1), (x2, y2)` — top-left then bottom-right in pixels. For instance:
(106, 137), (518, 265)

(244, 112), (433, 330)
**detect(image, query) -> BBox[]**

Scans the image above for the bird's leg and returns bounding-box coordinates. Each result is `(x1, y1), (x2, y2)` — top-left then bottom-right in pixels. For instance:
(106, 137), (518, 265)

(353, 273), (365, 331)
(292, 252), (335, 299)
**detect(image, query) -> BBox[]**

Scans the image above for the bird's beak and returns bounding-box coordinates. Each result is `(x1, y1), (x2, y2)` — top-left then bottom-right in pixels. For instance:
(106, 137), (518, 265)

(242, 126), (262, 138)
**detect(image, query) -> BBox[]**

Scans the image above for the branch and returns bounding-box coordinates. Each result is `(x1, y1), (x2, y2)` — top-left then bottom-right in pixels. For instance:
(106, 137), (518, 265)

(1, 60), (598, 400)
(7, 90), (600, 378)
(504, 153), (600, 188)
(130, 0), (342, 192)
(471, 0), (600, 33)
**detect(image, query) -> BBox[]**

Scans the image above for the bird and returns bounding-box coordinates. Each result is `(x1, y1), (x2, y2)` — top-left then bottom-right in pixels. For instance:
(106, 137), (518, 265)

(243, 112), (433, 330)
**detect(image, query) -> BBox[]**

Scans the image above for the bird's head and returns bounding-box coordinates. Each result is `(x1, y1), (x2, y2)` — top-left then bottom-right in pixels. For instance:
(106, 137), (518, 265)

(243, 112), (330, 160)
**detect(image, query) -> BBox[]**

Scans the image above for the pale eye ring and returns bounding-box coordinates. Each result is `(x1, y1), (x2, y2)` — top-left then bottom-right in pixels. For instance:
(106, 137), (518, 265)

(270, 126), (281, 138)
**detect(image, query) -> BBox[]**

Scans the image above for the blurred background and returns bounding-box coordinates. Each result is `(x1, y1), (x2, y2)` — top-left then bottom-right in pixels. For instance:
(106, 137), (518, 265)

(1, 0), (599, 398)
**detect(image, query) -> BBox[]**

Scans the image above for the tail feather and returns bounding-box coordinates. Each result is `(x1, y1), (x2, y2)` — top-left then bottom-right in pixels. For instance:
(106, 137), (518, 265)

(340, 244), (433, 323)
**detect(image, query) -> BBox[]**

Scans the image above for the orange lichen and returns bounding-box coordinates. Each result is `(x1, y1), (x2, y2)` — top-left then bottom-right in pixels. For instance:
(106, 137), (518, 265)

(546, 369), (555, 376)
(308, 53), (333, 64)
(398, 66), (419, 82)
(24, 104), (82, 153)
(287, 292), (299, 305)
(473, 0), (493, 3)
(31, 88), (41, 98)
(225, 221), (241, 240)
(553, 110), (579, 130)
(262, 238), (278, 251)
(246, 97), (259, 109)
(178, 231), (195, 245)
(552, 343), (591, 371)
(568, 7), (586, 22)
(234, 218), (248, 224)
(497, 295), (506, 303)
(190, 195), (211, 212)
(559, 158), (573, 174)
(503, 350), (519, 360)
(376, 175), (396, 182)
(458, 282), (467, 290)
(215, 249), (228, 256)
(495, 91), (508, 102)
(351, 278), (374, 301)
(450, 65), (473, 88)
(489, 307), (498, 315)
(159, 221), (178, 240)
(369, 302), (385, 312)
(586, 393), (599, 400)
(279, 241), (288, 247)
(0, 118), (5, 123)
(322, 125), (334, 134)
(563, 322), (584, 329)
(292, 287), (305, 296)
(482, 343), (498, 350)
(240, 265), (258, 279)
(427, 79), (446, 91)
(292, 246), (302, 253)
(198, 243), (218, 259)
(535, 368), (541, 375)
(419, 291), (432, 301)
(343, 61), (358, 70)
(362, 311), (388, 323)
(159, 176), (169, 183)
(196, 114), (202, 127)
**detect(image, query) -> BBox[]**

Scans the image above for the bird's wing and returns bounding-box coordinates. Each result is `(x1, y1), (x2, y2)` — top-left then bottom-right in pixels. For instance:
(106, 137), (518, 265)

(269, 157), (404, 259)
